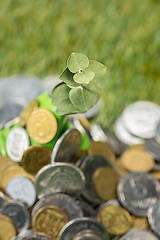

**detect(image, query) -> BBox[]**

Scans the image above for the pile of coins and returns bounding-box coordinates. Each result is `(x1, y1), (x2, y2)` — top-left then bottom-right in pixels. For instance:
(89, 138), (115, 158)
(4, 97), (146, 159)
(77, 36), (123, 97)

(1, 76), (160, 240)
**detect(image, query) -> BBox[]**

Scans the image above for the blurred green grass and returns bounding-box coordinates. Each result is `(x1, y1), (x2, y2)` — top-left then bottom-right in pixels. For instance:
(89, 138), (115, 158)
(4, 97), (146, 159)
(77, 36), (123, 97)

(0, 0), (160, 127)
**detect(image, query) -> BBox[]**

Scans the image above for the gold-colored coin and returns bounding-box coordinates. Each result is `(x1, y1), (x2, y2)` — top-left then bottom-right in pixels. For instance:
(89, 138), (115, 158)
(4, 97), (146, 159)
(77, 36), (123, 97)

(0, 165), (35, 190)
(120, 149), (154, 172)
(19, 99), (38, 127)
(151, 170), (160, 180)
(21, 145), (52, 175)
(0, 214), (17, 239)
(131, 215), (149, 230)
(114, 158), (128, 176)
(97, 205), (132, 235)
(0, 156), (17, 182)
(27, 108), (58, 144)
(32, 205), (68, 239)
(128, 144), (144, 150)
(93, 166), (118, 201)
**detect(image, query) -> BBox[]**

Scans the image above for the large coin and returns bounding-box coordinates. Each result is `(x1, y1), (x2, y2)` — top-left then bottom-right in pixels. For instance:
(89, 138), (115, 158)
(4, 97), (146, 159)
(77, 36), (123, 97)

(51, 128), (82, 163)
(59, 217), (109, 240)
(148, 199), (160, 237)
(117, 172), (160, 217)
(93, 166), (118, 201)
(21, 146), (52, 175)
(6, 176), (36, 207)
(145, 139), (160, 162)
(6, 127), (30, 162)
(35, 163), (85, 199)
(97, 205), (132, 235)
(32, 205), (68, 239)
(32, 193), (83, 220)
(80, 155), (113, 204)
(119, 228), (159, 240)
(0, 201), (30, 232)
(0, 214), (17, 240)
(121, 101), (160, 139)
(27, 108), (58, 144)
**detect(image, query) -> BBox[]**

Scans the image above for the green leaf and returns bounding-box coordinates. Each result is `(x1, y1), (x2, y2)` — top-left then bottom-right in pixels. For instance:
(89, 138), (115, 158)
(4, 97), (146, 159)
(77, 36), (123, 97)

(73, 69), (95, 84)
(59, 68), (80, 88)
(67, 52), (89, 73)
(51, 83), (82, 115)
(69, 85), (100, 112)
(87, 60), (107, 82)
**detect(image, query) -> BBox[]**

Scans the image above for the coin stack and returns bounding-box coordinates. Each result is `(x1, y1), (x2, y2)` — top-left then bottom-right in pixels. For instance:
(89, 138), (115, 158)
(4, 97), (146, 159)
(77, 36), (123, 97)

(1, 80), (160, 240)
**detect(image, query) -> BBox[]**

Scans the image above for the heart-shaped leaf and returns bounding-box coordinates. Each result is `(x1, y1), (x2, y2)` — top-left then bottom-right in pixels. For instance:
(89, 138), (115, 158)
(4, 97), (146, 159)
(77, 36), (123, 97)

(87, 60), (107, 82)
(59, 68), (80, 88)
(51, 83), (82, 115)
(67, 52), (89, 73)
(69, 85), (100, 112)
(73, 69), (95, 84)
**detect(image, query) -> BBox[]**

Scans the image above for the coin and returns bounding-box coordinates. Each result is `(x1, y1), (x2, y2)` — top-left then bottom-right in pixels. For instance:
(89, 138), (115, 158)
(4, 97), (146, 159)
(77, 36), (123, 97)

(156, 121), (160, 143)
(119, 149), (154, 172)
(119, 228), (159, 240)
(121, 101), (160, 139)
(74, 232), (102, 240)
(151, 170), (160, 180)
(35, 162), (85, 199)
(92, 166), (118, 201)
(129, 143), (144, 150)
(19, 99), (39, 127)
(51, 128), (82, 163)
(131, 215), (149, 230)
(75, 199), (97, 218)
(97, 205), (132, 235)
(0, 156), (17, 182)
(27, 108), (58, 144)
(115, 158), (128, 176)
(59, 217), (109, 240)
(16, 229), (52, 240)
(21, 145), (52, 175)
(99, 198), (120, 208)
(32, 193), (83, 220)
(117, 172), (160, 217)
(6, 127), (30, 162)
(145, 139), (160, 162)
(6, 176), (36, 207)
(148, 199), (160, 237)
(0, 200), (30, 232)
(0, 213), (17, 239)
(32, 205), (68, 239)
(80, 155), (113, 204)
(0, 191), (8, 207)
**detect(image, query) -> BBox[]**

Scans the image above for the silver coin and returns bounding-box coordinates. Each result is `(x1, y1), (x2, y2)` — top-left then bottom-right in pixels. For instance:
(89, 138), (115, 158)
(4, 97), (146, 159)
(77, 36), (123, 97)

(80, 155), (113, 204)
(51, 128), (82, 163)
(156, 121), (160, 143)
(117, 172), (160, 217)
(121, 101), (160, 139)
(6, 127), (30, 162)
(148, 199), (160, 237)
(98, 198), (120, 210)
(75, 199), (97, 218)
(6, 176), (36, 207)
(74, 233), (102, 240)
(59, 217), (109, 240)
(32, 193), (83, 220)
(119, 228), (159, 240)
(114, 116), (144, 146)
(145, 139), (160, 162)
(15, 229), (52, 240)
(35, 162), (85, 199)
(42, 75), (61, 96)
(0, 200), (30, 232)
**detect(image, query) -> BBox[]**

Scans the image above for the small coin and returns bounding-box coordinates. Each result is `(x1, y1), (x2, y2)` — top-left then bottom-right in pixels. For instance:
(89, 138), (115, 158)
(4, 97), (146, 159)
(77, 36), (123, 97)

(35, 162), (85, 199)
(59, 217), (109, 240)
(27, 108), (58, 144)
(92, 166), (118, 201)
(32, 193), (83, 220)
(128, 143), (144, 150)
(32, 205), (68, 239)
(148, 199), (160, 237)
(117, 172), (160, 217)
(0, 200), (30, 232)
(0, 213), (17, 239)
(0, 156), (17, 182)
(121, 101), (160, 139)
(145, 139), (160, 162)
(97, 205), (132, 235)
(151, 170), (160, 180)
(131, 215), (149, 230)
(6, 176), (36, 207)
(51, 128), (82, 163)
(19, 99), (38, 127)
(6, 127), (30, 162)
(119, 228), (159, 240)
(21, 145), (52, 175)
(99, 198), (120, 209)
(119, 149), (154, 172)
(80, 155), (113, 204)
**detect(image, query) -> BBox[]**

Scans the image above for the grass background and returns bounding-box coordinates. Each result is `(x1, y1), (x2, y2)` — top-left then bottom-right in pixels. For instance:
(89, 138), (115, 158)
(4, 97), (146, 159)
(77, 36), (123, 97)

(0, 0), (160, 128)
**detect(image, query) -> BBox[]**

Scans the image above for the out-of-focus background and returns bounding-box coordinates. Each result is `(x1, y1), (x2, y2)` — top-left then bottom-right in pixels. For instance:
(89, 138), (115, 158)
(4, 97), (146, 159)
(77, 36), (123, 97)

(0, 0), (160, 127)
